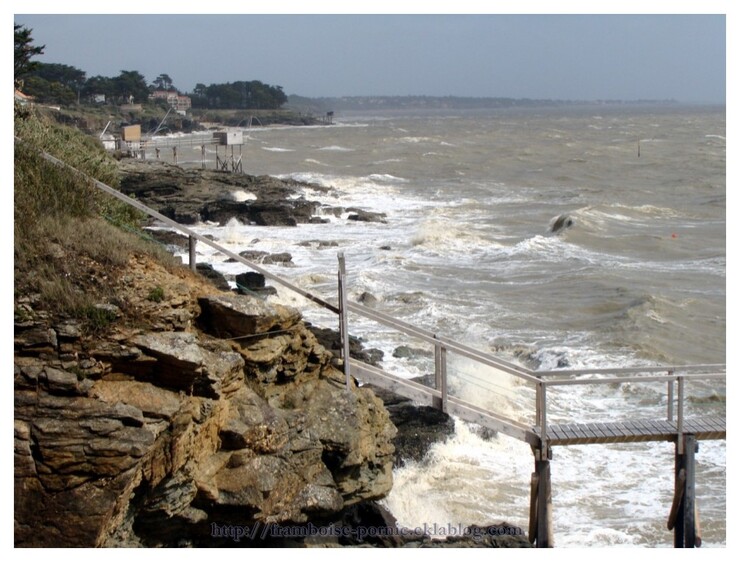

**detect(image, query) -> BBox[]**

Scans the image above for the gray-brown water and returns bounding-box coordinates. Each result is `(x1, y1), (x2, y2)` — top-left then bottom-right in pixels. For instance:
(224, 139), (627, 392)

(174, 104), (725, 546)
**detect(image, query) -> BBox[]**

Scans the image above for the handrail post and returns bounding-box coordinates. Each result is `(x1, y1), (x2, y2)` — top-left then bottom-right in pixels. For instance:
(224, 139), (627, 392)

(188, 235), (197, 271)
(337, 252), (351, 390)
(532, 378), (552, 548)
(536, 381), (542, 430)
(433, 338), (448, 413)
(677, 376), (685, 455)
(667, 371), (675, 421)
(539, 381), (548, 451)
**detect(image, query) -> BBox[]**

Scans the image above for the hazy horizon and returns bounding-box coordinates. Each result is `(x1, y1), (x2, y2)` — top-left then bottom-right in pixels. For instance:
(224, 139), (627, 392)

(14, 13), (726, 105)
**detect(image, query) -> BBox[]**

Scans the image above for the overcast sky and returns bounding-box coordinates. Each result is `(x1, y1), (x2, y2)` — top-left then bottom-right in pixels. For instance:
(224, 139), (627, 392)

(14, 7), (727, 104)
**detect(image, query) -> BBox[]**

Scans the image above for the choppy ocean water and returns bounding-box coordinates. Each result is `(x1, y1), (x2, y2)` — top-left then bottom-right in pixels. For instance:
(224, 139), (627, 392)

(163, 105), (725, 546)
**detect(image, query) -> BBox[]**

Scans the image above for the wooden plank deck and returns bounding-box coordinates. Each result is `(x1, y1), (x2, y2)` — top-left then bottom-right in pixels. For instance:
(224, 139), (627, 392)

(543, 416), (726, 446)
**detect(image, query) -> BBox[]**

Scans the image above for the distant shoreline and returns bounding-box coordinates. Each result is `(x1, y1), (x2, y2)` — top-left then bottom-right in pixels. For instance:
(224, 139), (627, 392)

(285, 94), (703, 114)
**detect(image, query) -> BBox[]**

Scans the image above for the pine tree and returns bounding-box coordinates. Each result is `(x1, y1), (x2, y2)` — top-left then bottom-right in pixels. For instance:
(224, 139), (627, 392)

(14, 24), (45, 88)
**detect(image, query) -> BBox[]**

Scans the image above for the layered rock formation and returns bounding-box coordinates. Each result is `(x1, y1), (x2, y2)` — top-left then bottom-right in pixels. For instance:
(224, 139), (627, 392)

(14, 255), (396, 547)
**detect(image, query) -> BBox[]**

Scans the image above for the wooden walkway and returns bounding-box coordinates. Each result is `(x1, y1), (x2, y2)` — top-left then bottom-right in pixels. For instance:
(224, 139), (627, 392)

(545, 416), (726, 446)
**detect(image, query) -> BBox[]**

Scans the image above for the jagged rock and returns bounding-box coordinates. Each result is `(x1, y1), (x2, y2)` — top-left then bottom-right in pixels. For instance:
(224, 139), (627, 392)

(366, 385), (455, 468)
(90, 380), (184, 421)
(279, 379), (396, 503)
(392, 345), (428, 359)
(39, 366), (90, 396)
(227, 250), (293, 265)
(235, 326), (328, 388)
(346, 208), (388, 224)
(14, 324), (57, 354)
(358, 291), (379, 306)
(196, 263), (231, 291)
(218, 388), (290, 453)
(15, 392), (150, 492)
(54, 320), (83, 340)
(197, 293), (301, 339)
(119, 161), (327, 228)
(308, 325), (384, 367)
(128, 331), (245, 398)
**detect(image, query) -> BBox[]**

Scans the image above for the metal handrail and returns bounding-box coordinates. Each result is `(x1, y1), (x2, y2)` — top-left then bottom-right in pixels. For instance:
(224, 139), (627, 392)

(535, 364), (725, 377)
(541, 372), (725, 386)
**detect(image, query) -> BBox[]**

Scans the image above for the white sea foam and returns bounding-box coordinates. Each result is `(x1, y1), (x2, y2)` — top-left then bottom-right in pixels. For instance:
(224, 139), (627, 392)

(318, 145), (354, 151)
(410, 218), (492, 251)
(381, 422), (533, 533)
(231, 190), (257, 202)
(368, 173), (408, 183)
(262, 146), (294, 152)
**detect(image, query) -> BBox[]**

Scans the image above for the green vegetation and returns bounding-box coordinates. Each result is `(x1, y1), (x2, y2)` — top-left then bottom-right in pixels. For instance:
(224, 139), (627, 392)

(190, 80), (287, 110)
(14, 105), (176, 330)
(81, 304), (120, 334)
(14, 24), (44, 87)
(15, 22), (289, 111)
(147, 286), (166, 303)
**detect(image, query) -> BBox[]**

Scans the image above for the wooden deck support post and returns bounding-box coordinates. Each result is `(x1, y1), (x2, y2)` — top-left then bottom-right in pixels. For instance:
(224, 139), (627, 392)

(530, 445), (553, 548)
(188, 235), (197, 272)
(670, 434), (698, 547)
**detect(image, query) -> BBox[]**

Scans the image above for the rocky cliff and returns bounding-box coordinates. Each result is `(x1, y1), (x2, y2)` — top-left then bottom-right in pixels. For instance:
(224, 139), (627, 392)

(14, 254), (396, 547)
(14, 148), (530, 547)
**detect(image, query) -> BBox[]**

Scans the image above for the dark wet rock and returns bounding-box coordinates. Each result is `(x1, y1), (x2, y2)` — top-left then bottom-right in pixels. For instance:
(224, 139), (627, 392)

(235, 271), (266, 289)
(297, 239), (339, 249)
(227, 250), (293, 265)
(307, 326), (384, 367)
(347, 208), (388, 224)
(367, 385), (455, 468)
(234, 271), (278, 297)
(549, 213), (574, 234)
(118, 160), (326, 228)
(358, 291), (378, 307)
(411, 523), (531, 548)
(309, 216), (331, 224)
(195, 263), (230, 292)
(392, 345), (428, 360)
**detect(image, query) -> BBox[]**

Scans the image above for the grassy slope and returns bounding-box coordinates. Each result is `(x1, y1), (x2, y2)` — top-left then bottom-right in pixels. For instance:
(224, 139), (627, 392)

(14, 104), (180, 332)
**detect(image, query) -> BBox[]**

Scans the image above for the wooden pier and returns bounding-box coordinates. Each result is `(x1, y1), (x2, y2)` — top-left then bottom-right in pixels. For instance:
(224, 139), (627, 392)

(117, 130), (245, 173)
(26, 144), (727, 548)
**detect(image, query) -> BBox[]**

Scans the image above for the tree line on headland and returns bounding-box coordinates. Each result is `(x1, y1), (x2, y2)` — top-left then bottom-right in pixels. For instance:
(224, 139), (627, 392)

(14, 23), (288, 110)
